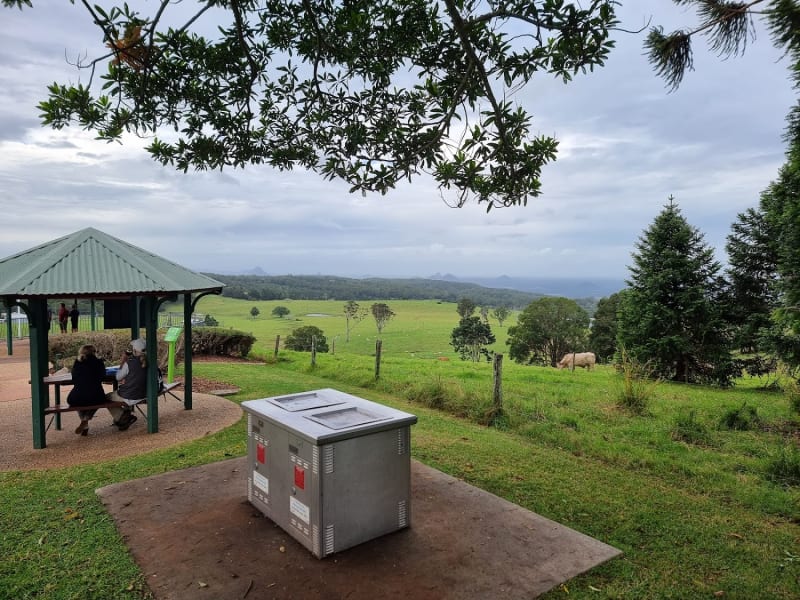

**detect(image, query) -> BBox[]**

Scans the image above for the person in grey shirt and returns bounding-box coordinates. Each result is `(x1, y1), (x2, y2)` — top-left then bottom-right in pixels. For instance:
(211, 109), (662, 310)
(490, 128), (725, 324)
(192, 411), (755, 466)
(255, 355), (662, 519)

(106, 337), (148, 430)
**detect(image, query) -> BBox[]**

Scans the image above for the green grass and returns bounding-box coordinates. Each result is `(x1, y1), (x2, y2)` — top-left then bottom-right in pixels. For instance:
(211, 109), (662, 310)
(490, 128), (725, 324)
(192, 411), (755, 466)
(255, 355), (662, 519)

(179, 296), (517, 358)
(3, 298), (800, 598)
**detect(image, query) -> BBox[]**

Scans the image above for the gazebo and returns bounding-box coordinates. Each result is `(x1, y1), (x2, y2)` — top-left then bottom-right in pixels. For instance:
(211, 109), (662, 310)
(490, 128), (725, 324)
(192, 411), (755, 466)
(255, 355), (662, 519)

(0, 228), (225, 449)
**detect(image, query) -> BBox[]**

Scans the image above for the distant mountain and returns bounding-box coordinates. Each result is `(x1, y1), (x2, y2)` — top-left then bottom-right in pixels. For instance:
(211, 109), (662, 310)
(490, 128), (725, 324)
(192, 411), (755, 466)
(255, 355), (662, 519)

(429, 275), (625, 299)
(204, 273), (547, 310)
(243, 266), (267, 275)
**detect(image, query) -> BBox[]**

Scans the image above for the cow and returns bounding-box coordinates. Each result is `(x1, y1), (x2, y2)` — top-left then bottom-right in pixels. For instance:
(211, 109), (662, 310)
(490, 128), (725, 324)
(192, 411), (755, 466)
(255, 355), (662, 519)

(557, 352), (596, 370)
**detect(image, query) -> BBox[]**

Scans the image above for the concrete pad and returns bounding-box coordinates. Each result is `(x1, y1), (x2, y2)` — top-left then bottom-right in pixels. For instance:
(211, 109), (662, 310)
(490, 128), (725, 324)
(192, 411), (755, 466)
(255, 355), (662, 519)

(97, 457), (620, 599)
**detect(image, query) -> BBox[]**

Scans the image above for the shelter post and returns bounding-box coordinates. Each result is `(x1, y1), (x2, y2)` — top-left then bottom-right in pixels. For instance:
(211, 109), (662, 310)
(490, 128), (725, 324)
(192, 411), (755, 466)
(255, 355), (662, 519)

(28, 299), (49, 449)
(183, 293), (193, 410)
(143, 296), (159, 433)
(4, 302), (12, 356)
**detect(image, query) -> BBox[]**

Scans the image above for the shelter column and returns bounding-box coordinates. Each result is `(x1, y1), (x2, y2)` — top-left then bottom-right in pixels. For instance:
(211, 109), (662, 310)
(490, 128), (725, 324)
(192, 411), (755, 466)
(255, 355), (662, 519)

(183, 293), (193, 410)
(143, 296), (159, 434)
(28, 299), (49, 449)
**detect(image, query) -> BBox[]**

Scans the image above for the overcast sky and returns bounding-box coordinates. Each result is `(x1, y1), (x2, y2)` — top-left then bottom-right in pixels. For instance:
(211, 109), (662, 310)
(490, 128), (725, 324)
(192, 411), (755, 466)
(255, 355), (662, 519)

(0, 2), (795, 282)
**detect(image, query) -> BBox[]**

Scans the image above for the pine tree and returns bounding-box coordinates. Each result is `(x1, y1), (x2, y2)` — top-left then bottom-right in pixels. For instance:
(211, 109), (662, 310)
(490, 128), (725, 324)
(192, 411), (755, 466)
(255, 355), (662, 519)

(725, 206), (780, 354)
(759, 107), (800, 369)
(617, 197), (733, 384)
(588, 291), (624, 363)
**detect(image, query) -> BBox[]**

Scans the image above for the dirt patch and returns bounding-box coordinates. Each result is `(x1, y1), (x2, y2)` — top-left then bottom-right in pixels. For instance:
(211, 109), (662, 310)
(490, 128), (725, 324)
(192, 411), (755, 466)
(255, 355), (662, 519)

(761, 419), (800, 441)
(190, 376), (237, 394)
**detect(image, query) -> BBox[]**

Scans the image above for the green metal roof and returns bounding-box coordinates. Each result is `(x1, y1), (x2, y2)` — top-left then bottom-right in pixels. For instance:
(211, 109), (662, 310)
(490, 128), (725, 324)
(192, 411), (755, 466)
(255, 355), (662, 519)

(0, 227), (224, 298)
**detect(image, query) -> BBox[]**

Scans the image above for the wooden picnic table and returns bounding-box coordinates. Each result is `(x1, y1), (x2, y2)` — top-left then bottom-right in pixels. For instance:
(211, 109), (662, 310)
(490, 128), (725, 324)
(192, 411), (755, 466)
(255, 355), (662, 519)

(41, 369), (120, 431)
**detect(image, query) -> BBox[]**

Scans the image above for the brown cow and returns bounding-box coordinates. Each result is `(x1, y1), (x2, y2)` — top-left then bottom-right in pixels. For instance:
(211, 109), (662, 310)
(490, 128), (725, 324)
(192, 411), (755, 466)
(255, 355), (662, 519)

(557, 352), (596, 370)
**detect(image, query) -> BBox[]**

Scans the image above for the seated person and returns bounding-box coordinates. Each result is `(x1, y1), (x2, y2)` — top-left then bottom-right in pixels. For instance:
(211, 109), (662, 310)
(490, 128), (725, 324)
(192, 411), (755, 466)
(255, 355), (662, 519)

(67, 344), (107, 436)
(106, 338), (148, 431)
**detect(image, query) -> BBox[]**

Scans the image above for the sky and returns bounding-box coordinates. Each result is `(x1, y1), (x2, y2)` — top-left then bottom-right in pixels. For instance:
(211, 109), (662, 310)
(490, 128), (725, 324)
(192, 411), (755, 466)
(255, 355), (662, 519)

(0, 2), (796, 283)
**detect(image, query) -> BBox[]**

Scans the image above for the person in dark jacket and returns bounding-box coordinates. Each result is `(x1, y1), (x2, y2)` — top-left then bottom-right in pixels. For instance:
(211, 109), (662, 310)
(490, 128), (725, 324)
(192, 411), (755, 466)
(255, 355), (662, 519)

(67, 344), (107, 436)
(106, 338), (147, 431)
(69, 304), (80, 332)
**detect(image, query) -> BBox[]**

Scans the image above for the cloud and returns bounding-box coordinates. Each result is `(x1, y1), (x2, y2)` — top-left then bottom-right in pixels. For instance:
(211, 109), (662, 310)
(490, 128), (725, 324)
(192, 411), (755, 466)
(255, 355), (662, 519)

(0, 2), (795, 282)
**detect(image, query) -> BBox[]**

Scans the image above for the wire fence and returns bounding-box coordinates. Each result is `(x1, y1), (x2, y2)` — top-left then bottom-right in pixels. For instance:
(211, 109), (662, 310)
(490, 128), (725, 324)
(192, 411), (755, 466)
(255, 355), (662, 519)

(1, 311), (207, 339)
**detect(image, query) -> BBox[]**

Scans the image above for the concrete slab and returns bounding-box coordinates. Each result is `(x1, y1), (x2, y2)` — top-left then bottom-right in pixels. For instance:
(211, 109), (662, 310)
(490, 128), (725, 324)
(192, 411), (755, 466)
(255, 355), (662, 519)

(97, 457), (620, 599)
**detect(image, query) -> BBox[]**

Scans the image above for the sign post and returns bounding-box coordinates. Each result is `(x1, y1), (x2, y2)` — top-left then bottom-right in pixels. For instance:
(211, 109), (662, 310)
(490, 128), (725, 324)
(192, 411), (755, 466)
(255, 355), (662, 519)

(164, 326), (183, 383)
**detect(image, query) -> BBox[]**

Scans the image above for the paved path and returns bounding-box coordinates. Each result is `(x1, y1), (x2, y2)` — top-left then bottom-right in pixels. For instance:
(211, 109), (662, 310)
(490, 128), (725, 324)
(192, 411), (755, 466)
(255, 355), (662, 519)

(0, 339), (242, 471)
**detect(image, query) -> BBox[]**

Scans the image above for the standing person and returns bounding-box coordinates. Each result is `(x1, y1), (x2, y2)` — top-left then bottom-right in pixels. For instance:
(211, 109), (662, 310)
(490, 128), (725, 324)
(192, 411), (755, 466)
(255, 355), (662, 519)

(67, 345), (107, 436)
(106, 338), (147, 430)
(57, 303), (68, 333)
(46, 305), (53, 332)
(69, 304), (80, 332)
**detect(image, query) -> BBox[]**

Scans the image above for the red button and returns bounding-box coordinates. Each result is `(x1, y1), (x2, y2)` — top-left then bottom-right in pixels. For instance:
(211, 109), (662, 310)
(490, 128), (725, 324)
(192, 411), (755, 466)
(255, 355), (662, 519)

(257, 443), (265, 464)
(294, 465), (305, 489)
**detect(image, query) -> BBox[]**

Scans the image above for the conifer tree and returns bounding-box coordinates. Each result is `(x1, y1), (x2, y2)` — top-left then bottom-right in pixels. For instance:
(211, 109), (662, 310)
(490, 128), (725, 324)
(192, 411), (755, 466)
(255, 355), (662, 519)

(617, 197), (733, 384)
(724, 207), (780, 354)
(588, 291), (624, 363)
(758, 107), (800, 369)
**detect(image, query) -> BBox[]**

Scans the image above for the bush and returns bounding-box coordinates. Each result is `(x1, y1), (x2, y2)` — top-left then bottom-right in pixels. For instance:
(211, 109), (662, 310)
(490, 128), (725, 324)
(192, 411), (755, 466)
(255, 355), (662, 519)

(671, 410), (712, 446)
(48, 329), (181, 371)
(284, 326), (329, 353)
(779, 372), (800, 414)
(616, 347), (658, 414)
(719, 403), (761, 431)
(190, 327), (255, 357)
(765, 445), (800, 487)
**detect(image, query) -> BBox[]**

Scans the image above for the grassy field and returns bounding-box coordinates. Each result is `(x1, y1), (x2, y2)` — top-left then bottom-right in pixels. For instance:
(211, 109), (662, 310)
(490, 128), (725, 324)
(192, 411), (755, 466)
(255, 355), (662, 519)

(2, 297), (800, 598)
(181, 296), (516, 357)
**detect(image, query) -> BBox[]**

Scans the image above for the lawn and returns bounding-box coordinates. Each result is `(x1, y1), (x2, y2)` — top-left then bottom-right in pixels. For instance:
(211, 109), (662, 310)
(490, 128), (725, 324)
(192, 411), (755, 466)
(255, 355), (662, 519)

(178, 296), (516, 358)
(2, 298), (799, 598)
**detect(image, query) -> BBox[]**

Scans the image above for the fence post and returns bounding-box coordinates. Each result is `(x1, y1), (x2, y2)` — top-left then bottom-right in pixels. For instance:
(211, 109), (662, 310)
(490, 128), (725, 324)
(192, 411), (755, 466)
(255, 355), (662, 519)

(374, 339), (382, 380)
(273, 334), (280, 358)
(490, 353), (504, 425)
(311, 335), (317, 367)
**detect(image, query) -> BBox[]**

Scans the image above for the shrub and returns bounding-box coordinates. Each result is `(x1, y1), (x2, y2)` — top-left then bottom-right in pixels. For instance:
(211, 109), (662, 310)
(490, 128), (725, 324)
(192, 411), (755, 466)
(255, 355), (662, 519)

(616, 347), (658, 414)
(48, 329), (181, 371)
(284, 326), (329, 353)
(190, 327), (255, 357)
(671, 410), (712, 446)
(765, 445), (800, 487)
(779, 372), (800, 414)
(719, 403), (761, 431)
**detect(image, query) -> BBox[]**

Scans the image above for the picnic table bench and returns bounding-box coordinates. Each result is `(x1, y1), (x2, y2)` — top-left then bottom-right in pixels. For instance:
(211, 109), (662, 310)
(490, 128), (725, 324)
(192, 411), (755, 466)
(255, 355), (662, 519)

(40, 371), (182, 432)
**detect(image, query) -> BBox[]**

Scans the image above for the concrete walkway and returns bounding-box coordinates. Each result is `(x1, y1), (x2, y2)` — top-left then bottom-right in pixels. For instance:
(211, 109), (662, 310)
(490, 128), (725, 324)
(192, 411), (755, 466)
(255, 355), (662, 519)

(0, 339), (242, 471)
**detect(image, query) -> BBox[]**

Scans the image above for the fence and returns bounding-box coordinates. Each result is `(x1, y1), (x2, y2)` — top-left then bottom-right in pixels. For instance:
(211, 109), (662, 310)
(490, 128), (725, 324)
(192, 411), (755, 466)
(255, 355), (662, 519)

(1, 311), (207, 339)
